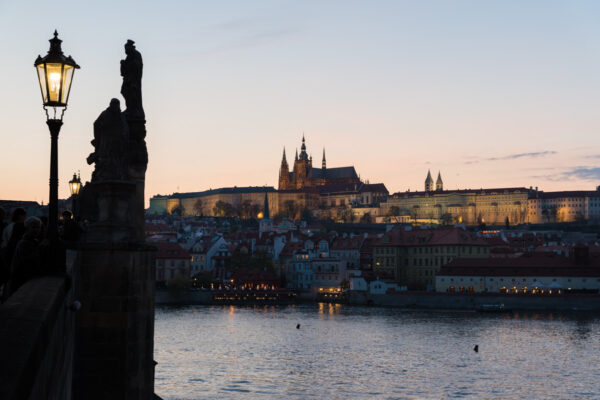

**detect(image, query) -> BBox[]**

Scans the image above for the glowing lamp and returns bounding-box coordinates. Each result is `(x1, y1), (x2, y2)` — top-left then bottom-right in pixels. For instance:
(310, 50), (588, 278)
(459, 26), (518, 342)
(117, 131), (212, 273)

(69, 172), (81, 196)
(34, 30), (80, 109)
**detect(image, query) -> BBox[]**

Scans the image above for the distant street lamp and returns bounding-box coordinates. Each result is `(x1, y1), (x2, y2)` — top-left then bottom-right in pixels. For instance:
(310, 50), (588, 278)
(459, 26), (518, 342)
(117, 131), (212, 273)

(34, 30), (80, 242)
(69, 172), (81, 218)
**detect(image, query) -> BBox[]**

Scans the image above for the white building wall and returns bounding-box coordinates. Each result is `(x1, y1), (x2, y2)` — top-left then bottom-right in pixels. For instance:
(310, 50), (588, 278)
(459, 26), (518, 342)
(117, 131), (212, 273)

(436, 275), (600, 293)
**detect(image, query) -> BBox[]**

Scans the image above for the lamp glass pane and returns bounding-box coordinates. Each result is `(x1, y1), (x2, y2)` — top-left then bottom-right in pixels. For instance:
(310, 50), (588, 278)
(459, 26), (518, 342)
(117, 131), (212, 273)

(45, 63), (63, 104)
(36, 64), (48, 103)
(61, 65), (74, 104)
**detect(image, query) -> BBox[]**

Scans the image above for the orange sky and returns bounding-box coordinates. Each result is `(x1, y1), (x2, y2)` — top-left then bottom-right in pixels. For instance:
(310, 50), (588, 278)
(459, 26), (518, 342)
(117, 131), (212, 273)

(1, 1), (599, 207)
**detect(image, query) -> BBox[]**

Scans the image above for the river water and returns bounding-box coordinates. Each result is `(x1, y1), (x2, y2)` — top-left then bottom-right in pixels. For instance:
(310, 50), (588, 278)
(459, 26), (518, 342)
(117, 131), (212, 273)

(155, 304), (600, 399)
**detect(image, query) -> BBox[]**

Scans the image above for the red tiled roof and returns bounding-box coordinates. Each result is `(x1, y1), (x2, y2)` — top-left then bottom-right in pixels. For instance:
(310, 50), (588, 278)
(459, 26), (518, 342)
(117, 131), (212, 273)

(154, 241), (190, 259)
(280, 241), (304, 257)
(439, 253), (600, 277)
(375, 227), (488, 247)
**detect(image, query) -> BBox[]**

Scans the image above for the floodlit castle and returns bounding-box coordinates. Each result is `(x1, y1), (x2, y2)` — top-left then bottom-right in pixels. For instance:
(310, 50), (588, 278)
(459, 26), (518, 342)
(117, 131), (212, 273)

(278, 135), (361, 190)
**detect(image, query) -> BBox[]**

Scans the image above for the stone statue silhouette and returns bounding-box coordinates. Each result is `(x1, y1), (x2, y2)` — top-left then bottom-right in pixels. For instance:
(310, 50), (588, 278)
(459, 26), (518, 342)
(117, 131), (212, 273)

(86, 98), (129, 181)
(120, 39), (145, 121)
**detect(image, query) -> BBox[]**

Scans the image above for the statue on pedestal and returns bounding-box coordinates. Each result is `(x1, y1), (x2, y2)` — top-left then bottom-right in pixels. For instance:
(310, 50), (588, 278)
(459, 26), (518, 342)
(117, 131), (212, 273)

(120, 39), (145, 121)
(80, 40), (148, 241)
(86, 98), (129, 181)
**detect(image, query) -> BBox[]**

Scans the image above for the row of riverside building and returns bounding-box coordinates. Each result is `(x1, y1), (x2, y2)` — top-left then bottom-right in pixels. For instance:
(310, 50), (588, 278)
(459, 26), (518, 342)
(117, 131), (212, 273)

(146, 205), (600, 296)
(148, 136), (600, 226)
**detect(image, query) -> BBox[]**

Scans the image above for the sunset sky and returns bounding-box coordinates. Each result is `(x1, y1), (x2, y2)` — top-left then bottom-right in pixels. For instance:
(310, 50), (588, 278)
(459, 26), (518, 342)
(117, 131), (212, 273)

(1, 1), (599, 206)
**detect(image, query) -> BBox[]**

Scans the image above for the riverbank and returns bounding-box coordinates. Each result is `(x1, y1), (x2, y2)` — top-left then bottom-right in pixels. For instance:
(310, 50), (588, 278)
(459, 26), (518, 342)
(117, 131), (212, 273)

(156, 289), (600, 311)
(348, 291), (600, 311)
(156, 289), (297, 306)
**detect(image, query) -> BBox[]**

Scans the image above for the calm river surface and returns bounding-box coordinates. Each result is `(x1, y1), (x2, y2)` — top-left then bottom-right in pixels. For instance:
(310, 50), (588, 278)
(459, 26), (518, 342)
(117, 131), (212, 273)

(155, 304), (600, 399)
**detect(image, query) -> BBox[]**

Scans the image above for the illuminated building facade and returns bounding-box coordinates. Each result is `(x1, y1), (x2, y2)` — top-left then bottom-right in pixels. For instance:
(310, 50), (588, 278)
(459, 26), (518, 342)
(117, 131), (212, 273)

(526, 189), (600, 223)
(385, 186), (529, 226)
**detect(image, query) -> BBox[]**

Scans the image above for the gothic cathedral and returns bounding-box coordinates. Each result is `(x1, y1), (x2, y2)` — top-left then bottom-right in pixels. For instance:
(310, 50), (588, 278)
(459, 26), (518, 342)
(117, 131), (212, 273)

(278, 136), (361, 190)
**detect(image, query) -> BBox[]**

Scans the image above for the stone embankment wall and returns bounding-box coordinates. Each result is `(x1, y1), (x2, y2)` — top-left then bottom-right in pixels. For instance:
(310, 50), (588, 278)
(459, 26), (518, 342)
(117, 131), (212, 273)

(348, 291), (600, 310)
(156, 290), (213, 305)
(0, 277), (75, 400)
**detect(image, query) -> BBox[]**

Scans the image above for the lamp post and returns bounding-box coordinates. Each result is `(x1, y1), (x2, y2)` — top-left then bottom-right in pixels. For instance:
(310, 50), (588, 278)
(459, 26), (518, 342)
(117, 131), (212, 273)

(69, 172), (82, 218)
(34, 31), (80, 242)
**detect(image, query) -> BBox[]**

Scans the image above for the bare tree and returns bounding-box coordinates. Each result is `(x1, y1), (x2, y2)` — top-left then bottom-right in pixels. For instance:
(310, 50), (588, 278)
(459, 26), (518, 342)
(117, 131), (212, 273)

(193, 199), (204, 217)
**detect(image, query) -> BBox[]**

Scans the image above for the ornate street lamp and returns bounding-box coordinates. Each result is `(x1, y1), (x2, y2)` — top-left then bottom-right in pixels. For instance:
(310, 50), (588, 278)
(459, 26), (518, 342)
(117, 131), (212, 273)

(34, 30), (80, 242)
(68, 172), (81, 196)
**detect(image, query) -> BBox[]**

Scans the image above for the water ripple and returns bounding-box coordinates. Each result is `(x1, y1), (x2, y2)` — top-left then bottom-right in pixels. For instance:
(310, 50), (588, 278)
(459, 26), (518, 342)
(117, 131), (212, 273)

(155, 304), (600, 400)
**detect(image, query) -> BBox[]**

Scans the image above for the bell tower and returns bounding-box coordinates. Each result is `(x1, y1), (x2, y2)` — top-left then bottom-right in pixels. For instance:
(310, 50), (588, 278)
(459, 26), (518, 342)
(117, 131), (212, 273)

(425, 170), (434, 192)
(278, 147), (290, 190)
(436, 171), (443, 191)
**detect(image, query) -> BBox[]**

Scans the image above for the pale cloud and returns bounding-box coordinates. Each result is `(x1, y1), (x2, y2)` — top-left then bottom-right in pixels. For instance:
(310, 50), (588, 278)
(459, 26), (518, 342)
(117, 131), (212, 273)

(465, 151), (557, 164)
(531, 166), (600, 182)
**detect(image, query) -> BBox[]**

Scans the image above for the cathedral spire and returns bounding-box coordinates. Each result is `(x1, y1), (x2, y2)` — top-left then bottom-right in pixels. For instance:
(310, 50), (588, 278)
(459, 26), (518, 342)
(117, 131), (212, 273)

(436, 171), (443, 191)
(425, 169), (434, 192)
(322, 148), (326, 170)
(281, 147), (288, 167)
(295, 148), (298, 161)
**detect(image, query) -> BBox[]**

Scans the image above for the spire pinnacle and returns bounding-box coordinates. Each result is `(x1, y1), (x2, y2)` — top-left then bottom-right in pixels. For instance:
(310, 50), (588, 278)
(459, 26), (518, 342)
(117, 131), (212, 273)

(280, 147), (288, 169)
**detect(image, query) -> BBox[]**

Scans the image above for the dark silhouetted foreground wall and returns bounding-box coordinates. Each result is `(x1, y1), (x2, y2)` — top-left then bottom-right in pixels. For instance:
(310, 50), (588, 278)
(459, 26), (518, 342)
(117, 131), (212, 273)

(0, 277), (75, 400)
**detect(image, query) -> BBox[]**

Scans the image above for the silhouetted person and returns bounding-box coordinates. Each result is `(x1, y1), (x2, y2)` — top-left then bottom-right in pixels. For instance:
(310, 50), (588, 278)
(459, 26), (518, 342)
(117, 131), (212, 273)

(2, 208), (26, 269)
(473, 345), (479, 353)
(4, 217), (43, 300)
(1, 207), (26, 249)
(296, 324), (301, 329)
(61, 210), (82, 242)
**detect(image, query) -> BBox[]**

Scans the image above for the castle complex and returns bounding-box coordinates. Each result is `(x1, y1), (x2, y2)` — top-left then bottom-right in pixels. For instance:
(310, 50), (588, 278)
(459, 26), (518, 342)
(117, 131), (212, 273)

(149, 143), (600, 225)
(278, 136), (361, 190)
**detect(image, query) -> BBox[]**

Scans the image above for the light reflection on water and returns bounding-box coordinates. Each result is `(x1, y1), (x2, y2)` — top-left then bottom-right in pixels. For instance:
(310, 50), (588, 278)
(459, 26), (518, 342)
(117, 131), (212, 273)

(155, 304), (600, 400)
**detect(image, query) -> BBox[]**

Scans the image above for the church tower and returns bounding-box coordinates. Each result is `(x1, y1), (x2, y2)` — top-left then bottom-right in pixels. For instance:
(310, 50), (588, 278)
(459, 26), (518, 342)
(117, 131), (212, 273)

(322, 148), (326, 171)
(425, 170), (434, 192)
(278, 147), (290, 190)
(436, 171), (443, 191)
(259, 191), (273, 233)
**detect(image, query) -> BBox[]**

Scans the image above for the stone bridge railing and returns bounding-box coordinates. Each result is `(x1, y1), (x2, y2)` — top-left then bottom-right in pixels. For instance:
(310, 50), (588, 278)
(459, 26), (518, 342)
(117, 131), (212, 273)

(0, 275), (76, 400)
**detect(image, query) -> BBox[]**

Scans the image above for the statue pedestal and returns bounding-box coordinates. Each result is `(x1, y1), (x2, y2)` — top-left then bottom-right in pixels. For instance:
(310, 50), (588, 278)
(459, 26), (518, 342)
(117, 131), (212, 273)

(73, 179), (156, 399)
(72, 243), (156, 400)
(85, 181), (137, 243)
